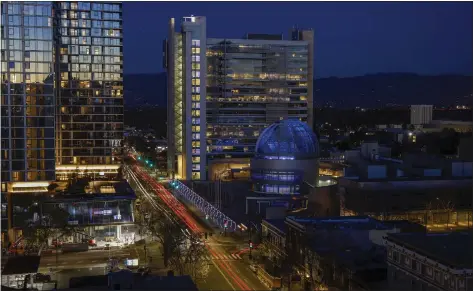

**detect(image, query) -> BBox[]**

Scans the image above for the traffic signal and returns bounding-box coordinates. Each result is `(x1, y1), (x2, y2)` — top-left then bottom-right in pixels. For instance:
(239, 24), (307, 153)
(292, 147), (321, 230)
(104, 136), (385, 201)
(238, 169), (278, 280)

(138, 156), (141, 160)
(249, 240), (253, 249)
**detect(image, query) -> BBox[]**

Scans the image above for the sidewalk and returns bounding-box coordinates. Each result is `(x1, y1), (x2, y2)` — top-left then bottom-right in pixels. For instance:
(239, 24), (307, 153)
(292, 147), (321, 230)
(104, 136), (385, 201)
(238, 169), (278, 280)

(127, 241), (167, 273)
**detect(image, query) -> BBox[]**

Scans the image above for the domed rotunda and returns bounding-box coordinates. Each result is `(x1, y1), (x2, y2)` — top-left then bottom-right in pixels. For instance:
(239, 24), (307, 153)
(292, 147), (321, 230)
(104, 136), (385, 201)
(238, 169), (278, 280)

(251, 119), (320, 196)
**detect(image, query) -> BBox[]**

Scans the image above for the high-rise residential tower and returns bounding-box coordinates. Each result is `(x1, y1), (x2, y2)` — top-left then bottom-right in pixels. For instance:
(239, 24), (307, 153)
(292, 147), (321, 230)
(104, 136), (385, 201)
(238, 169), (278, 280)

(165, 16), (314, 181)
(54, 2), (123, 180)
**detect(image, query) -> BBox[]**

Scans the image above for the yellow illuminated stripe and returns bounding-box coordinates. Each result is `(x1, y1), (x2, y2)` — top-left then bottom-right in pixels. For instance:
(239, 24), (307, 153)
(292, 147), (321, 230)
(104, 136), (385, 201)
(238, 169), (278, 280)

(11, 182), (49, 188)
(56, 165), (120, 170)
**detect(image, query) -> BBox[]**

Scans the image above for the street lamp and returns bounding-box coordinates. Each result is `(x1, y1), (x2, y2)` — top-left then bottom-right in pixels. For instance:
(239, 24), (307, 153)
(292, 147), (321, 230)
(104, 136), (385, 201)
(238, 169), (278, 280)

(249, 240), (253, 260)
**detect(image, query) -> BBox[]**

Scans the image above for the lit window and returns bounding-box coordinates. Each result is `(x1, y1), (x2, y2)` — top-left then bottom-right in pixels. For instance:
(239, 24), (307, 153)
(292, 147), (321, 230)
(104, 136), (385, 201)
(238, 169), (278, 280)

(192, 40), (200, 47)
(192, 47), (200, 54)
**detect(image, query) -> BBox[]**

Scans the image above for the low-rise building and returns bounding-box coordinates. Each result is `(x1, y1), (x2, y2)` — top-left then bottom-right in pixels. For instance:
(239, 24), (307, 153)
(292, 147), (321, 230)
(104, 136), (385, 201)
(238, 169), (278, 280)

(262, 216), (425, 291)
(385, 231), (473, 291)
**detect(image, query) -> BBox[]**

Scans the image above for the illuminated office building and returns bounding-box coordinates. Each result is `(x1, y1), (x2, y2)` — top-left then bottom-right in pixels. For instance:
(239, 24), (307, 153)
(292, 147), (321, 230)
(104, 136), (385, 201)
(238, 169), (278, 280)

(166, 16), (313, 181)
(54, 2), (123, 180)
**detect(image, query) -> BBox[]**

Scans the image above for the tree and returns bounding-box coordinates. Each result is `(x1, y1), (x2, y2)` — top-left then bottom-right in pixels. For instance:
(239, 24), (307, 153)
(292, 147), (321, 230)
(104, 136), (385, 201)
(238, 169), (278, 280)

(144, 208), (210, 281)
(22, 204), (70, 255)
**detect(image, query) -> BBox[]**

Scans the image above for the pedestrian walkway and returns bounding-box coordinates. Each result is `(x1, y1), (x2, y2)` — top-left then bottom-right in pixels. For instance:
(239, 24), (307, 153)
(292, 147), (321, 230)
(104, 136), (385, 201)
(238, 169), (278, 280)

(205, 253), (242, 261)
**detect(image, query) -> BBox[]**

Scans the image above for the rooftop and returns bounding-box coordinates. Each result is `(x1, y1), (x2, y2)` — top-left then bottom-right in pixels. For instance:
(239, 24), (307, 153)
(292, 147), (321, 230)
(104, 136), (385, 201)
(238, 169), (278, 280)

(386, 231), (473, 269)
(255, 119), (319, 159)
(46, 180), (136, 202)
(286, 216), (391, 231)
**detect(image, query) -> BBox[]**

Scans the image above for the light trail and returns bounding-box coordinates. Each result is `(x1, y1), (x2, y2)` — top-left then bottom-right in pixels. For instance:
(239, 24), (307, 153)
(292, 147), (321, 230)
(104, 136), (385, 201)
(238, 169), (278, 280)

(128, 162), (252, 290)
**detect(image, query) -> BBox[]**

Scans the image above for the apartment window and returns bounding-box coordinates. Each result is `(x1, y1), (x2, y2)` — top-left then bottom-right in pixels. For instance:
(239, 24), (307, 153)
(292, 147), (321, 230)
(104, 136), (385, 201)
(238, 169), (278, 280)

(192, 55), (200, 62)
(192, 39), (200, 47)
(192, 71), (200, 78)
(412, 259), (419, 272)
(392, 251), (399, 262)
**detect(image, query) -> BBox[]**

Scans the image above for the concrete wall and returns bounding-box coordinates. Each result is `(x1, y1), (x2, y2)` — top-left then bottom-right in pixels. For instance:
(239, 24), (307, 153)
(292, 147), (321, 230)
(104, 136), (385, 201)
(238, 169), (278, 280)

(308, 182), (339, 216)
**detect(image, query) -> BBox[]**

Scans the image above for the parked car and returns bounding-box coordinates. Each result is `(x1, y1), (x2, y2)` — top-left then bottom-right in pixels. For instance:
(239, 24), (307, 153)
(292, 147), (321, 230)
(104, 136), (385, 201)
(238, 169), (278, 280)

(137, 266), (151, 275)
(82, 238), (97, 247)
(34, 274), (51, 283)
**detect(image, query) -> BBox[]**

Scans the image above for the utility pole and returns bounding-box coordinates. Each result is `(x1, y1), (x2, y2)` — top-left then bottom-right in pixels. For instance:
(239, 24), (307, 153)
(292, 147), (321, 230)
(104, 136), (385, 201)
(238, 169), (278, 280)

(55, 232), (58, 271)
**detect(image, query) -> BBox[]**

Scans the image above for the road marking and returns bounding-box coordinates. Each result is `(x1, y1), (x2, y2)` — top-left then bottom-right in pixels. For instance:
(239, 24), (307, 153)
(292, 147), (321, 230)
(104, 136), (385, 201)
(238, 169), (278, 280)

(231, 254), (239, 260)
(91, 260), (97, 263)
(77, 261), (83, 263)
(235, 254), (242, 260)
(212, 261), (236, 291)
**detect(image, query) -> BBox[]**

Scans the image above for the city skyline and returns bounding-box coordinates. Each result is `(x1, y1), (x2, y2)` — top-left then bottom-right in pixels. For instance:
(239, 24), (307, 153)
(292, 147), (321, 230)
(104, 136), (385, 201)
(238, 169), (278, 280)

(124, 1), (473, 78)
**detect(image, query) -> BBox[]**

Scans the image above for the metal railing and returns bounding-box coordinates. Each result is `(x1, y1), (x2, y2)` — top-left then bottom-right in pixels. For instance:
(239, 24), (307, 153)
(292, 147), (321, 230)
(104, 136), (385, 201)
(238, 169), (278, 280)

(170, 180), (237, 232)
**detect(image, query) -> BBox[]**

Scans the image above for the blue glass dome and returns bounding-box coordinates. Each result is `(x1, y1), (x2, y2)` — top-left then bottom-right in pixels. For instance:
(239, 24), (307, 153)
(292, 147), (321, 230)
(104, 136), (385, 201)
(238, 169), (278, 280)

(255, 119), (319, 159)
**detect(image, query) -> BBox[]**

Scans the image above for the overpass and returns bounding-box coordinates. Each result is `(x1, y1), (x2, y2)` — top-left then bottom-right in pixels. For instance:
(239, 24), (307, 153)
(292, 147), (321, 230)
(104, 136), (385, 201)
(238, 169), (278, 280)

(170, 180), (237, 232)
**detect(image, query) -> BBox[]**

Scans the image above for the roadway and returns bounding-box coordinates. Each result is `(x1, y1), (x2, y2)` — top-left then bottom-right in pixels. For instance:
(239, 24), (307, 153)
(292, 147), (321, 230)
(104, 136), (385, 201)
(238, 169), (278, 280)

(38, 247), (135, 272)
(125, 161), (268, 291)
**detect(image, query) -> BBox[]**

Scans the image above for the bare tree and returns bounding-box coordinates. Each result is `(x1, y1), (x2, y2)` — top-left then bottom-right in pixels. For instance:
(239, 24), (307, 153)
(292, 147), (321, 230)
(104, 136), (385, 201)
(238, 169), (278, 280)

(22, 205), (70, 255)
(305, 247), (318, 291)
(143, 206), (210, 281)
(169, 232), (211, 281)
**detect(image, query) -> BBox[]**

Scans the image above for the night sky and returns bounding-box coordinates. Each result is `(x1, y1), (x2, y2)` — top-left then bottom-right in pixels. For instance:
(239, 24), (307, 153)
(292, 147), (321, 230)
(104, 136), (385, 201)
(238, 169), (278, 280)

(123, 1), (472, 78)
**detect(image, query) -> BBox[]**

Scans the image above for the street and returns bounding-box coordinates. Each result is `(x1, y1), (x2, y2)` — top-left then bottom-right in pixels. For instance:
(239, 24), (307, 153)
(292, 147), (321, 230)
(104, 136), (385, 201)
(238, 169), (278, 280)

(38, 248), (135, 271)
(125, 162), (268, 291)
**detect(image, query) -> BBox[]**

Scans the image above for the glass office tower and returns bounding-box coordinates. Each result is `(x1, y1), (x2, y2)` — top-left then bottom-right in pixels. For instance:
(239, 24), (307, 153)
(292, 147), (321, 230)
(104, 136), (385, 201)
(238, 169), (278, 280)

(206, 38), (311, 159)
(1, 1), (55, 234)
(1, 2), (55, 184)
(54, 2), (123, 180)
(166, 16), (313, 181)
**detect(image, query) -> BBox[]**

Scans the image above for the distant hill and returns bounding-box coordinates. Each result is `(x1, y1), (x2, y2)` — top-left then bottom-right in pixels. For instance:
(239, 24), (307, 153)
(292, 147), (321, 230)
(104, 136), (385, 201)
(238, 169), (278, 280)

(124, 73), (472, 108)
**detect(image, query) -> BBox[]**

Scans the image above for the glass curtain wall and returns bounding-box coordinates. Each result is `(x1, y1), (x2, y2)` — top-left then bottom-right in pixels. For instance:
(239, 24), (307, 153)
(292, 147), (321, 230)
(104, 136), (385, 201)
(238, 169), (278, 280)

(54, 2), (123, 167)
(206, 40), (309, 160)
(1, 1), (55, 183)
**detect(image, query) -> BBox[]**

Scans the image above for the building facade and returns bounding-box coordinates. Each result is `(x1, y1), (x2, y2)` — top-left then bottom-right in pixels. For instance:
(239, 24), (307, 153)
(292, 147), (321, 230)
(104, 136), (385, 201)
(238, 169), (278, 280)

(1, 1), (56, 185)
(166, 16), (314, 181)
(1, 1), (124, 244)
(53, 1), (123, 181)
(410, 105), (433, 125)
(385, 232), (472, 291)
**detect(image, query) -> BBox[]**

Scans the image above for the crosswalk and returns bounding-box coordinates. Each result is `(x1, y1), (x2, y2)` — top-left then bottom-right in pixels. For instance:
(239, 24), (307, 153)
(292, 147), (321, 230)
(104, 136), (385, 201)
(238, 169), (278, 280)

(205, 253), (242, 261)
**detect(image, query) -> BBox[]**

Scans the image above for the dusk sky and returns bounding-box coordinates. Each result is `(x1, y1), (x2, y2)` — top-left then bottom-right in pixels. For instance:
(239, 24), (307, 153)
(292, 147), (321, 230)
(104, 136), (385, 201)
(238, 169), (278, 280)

(123, 1), (472, 78)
